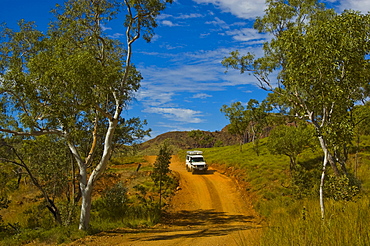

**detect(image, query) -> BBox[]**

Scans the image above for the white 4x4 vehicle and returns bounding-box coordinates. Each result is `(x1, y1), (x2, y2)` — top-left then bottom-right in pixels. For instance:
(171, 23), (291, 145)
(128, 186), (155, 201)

(186, 151), (208, 174)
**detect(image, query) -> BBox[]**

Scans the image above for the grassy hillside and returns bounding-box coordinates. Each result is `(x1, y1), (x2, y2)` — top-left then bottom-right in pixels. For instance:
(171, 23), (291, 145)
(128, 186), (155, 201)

(186, 136), (370, 245)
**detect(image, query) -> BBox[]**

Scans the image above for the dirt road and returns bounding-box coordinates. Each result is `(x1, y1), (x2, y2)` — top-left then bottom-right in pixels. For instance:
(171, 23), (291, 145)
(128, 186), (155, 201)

(70, 155), (261, 246)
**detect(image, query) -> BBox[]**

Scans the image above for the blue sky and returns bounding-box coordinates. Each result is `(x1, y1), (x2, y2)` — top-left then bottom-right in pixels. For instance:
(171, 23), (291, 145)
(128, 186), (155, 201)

(2, 0), (370, 139)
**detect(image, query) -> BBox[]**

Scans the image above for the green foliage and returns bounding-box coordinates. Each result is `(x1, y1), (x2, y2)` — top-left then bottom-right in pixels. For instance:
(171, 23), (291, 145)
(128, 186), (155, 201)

(0, 225), (87, 246)
(23, 203), (55, 229)
(202, 130), (370, 245)
(268, 123), (317, 170)
(0, 197), (10, 232)
(324, 174), (360, 201)
(0, 165), (18, 196)
(201, 138), (292, 199)
(222, 0), (370, 221)
(91, 164), (178, 230)
(220, 102), (250, 147)
(221, 99), (273, 153)
(187, 130), (215, 148)
(0, 0), (169, 231)
(22, 136), (71, 199)
(93, 182), (128, 220)
(290, 166), (320, 199)
(223, 0), (370, 177)
(151, 142), (178, 211)
(151, 143), (172, 185)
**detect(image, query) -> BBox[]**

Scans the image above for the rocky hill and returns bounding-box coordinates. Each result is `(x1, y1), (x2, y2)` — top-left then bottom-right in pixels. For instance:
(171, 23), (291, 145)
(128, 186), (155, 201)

(137, 127), (239, 154)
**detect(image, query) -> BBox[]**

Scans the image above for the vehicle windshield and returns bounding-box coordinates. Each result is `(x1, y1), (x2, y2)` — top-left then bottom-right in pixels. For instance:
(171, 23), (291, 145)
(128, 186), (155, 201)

(191, 157), (204, 162)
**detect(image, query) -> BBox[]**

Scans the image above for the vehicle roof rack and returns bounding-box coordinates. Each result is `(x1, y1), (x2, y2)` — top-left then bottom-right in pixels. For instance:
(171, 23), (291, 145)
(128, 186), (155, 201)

(187, 150), (203, 155)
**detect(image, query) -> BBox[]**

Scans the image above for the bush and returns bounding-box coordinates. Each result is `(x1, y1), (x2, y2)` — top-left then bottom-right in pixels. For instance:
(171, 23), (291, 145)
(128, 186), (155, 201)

(23, 203), (54, 229)
(324, 174), (360, 201)
(290, 167), (320, 199)
(93, 182), (128, 220)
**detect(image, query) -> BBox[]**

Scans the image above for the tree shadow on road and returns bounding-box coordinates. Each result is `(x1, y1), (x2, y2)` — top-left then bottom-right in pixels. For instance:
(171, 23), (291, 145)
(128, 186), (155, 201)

(191, 170), (216, 175)
(102, 209), (260, 243)
(128, 209), (260, 242)
(163, 209), (256, 227)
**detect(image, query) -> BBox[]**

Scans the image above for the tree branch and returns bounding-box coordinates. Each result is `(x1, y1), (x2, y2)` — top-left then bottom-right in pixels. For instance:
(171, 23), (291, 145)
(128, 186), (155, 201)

(0, 128), (63, 136)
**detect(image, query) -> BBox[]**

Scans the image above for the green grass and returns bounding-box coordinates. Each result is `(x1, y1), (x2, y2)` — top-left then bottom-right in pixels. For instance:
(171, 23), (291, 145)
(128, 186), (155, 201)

(261, 198), (370, 246)
(187, 136), (370, 246)
(0, 225), (88, 246)
(194, 139), (293, 201)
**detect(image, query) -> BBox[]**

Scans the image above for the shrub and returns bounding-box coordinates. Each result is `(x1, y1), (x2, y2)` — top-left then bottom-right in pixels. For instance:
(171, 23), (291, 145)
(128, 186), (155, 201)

(93, 182), (128, 220)
(23, 203), (54, 229)
(324, 174), (360, 201)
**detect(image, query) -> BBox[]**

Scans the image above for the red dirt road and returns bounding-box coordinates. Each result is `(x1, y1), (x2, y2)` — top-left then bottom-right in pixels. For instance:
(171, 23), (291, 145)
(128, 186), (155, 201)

(69, 155), (261, 246)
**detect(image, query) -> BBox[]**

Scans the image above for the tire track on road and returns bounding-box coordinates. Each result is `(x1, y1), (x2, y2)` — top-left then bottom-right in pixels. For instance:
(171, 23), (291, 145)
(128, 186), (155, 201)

(200, 175), (223, 212)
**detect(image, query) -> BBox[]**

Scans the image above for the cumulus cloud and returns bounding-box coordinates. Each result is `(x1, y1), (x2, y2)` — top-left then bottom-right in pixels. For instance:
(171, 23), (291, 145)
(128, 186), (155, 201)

(337, 0), (370, 12)
(143, 107), (204, 123)
(193, 0), (266, 19)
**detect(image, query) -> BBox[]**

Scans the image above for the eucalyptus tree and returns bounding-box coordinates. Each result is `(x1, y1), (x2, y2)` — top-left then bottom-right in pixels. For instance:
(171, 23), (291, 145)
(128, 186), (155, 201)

(221, 102), (250, 152)
(268, 123), (316, 171)
(0, 0), (171, 230)
(245, 99), (272, 155)
(223, 0), (370, 218)
(0, 136), (70, 225)
(221, 99), (271, 153)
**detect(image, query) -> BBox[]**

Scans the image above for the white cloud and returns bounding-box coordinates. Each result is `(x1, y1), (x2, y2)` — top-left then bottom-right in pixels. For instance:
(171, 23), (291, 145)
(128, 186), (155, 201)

(161, 20), (180, 26)
(136, 45), (265, 109)
(193, 0), (266, 19)
(337, 0), (370, 12)
(107, 33), (124, 39)
(100, 24), (112, 31)
(143, 107), (204, 123)
(136, 91), (176, 107)
(160, 43), (185, 50)
(192, 93), (213, 99)
(226, 28), (270, 42)
(177, 13), (204, 19)
(150, 34), (160, 42)
(156, 14), (173, 20)
(205, 17), (229, 29)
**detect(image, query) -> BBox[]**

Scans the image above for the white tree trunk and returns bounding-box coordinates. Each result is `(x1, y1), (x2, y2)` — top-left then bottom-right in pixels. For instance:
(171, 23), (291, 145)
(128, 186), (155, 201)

(79, 185), (93, 230)
(78, 119), (118, 230)
(318, 135), (328, 220)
